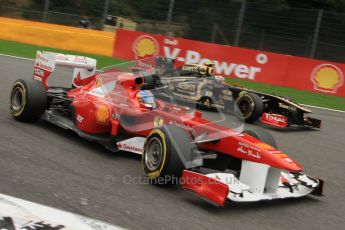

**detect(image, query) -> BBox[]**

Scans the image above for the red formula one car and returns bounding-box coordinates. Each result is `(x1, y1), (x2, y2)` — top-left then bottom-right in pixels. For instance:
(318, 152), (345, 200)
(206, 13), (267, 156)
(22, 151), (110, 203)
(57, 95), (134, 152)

(9, 52), (323, 206)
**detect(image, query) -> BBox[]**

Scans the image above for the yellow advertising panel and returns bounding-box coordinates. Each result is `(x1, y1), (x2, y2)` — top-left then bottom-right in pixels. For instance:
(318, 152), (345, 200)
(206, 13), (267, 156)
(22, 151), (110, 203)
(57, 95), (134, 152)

(0, 17), (115, 56)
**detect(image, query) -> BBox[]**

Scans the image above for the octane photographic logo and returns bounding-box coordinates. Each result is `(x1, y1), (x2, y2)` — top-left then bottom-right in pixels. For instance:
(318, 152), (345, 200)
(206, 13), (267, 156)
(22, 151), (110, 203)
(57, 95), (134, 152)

(310, 64), (344, 93)
(132, 35), (159, 59)
(120, 174), (240, 186)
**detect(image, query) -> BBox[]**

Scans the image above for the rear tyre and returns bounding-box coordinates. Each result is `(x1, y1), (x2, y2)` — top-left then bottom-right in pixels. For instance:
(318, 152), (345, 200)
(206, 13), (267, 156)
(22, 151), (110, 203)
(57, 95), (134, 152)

(9, 79), (47, 122)
(236, 92), (263, 123)
(143, 125), (196, 185)
(243, 129), (277, 148)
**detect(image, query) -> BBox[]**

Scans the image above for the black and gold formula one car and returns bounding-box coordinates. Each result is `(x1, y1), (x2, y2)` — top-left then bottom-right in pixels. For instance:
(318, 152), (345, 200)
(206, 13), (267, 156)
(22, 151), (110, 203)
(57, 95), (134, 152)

(156, 61), (321, 129)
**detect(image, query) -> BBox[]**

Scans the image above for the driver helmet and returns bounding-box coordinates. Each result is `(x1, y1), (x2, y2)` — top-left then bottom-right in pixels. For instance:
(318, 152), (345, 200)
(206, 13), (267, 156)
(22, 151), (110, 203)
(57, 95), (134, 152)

(202, 61), (215, 76)
(203, 60), (215, 68)
(136, 90), (156, 109)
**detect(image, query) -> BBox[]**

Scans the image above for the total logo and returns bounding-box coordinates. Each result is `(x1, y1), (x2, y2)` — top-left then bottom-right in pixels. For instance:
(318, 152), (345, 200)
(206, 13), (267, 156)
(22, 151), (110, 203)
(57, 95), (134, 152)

(310, 64), (344, 93)
(264, 113), (287, 123)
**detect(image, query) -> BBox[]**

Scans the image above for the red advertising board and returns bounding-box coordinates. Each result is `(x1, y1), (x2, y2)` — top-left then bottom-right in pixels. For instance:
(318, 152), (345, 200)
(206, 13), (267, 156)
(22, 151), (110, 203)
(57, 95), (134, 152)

(285, 56), (345, 96)
(113, 29), (345, 97)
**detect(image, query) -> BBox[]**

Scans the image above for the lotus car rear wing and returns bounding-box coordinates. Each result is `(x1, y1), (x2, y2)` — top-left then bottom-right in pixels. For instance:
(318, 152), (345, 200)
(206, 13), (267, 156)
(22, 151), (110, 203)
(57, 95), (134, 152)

(33, 50), (97, 88)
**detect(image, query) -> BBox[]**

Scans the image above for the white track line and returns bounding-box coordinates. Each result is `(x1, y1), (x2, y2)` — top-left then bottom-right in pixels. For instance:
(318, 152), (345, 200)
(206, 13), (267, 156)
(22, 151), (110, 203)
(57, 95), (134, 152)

(0, 193), (126, 229)
(1, 53), (344, 114)
(301, 104), (345, 113)
(0, 53), (34, 61)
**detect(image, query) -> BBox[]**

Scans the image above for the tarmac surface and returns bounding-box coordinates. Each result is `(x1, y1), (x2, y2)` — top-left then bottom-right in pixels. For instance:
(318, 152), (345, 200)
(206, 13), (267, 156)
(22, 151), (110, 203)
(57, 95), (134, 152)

(0, 55), (344, 230)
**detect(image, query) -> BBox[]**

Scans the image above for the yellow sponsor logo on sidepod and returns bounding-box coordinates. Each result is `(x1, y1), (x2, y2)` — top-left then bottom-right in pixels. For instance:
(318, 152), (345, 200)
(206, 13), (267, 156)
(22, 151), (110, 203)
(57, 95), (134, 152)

(96, 104), (110, 124)
(153, 116), (164, 128)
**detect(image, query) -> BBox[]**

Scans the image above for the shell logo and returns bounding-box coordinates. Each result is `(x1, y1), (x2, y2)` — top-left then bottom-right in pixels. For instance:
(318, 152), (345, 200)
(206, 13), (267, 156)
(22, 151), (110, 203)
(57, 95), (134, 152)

(132, 35), (159, 59)
(96, 104), (110, 124)
(310, 64), (344, 93)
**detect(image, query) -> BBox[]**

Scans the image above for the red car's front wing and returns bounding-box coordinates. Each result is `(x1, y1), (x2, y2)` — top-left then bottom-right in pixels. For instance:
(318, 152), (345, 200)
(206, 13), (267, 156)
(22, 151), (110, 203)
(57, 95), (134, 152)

(182, 166), (324, 206)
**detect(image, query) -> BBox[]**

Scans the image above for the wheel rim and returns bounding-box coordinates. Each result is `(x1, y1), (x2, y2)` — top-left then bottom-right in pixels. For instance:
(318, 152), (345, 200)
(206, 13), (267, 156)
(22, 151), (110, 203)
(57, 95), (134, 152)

(238, 97), (252, 117)
(145, 137), (163, 171)
(11, 86), (24, 112)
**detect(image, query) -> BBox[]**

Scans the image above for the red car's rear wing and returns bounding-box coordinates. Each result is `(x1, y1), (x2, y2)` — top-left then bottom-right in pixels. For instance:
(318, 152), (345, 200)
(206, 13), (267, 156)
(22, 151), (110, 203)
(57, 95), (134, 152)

(33, 50), (97, 89)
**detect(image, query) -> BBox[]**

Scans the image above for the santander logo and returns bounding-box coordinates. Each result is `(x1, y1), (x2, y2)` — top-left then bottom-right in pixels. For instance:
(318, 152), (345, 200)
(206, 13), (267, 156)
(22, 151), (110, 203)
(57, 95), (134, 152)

(117, 143), (144, 154)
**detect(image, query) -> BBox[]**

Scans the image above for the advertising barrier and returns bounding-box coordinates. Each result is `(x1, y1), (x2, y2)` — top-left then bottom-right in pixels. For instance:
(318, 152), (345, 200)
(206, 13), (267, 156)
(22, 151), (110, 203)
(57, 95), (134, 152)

(113, 29), (345, 97)
(0, 17), (115, 56)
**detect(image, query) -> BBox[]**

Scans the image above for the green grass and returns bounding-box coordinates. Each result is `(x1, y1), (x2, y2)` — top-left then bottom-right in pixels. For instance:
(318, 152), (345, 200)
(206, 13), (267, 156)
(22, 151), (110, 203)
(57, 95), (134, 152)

(1, 39), (344, 111)
(226, 78), (345, 111)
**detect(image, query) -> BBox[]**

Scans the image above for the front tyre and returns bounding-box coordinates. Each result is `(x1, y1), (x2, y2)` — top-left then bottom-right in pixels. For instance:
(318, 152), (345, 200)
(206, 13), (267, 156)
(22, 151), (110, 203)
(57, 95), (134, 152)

(9, 79), (47, 122)
(236, 92), (263, 123)
(143, 125), (195, 185)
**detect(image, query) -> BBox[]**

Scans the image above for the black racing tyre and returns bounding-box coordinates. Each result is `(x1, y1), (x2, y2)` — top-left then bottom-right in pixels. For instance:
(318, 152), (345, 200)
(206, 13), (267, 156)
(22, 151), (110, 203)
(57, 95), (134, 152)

(9, 79), (47, 122)
(243, 129), (277, 148)
(143, 125), (196, 184)
(236, 92), (263, 123)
